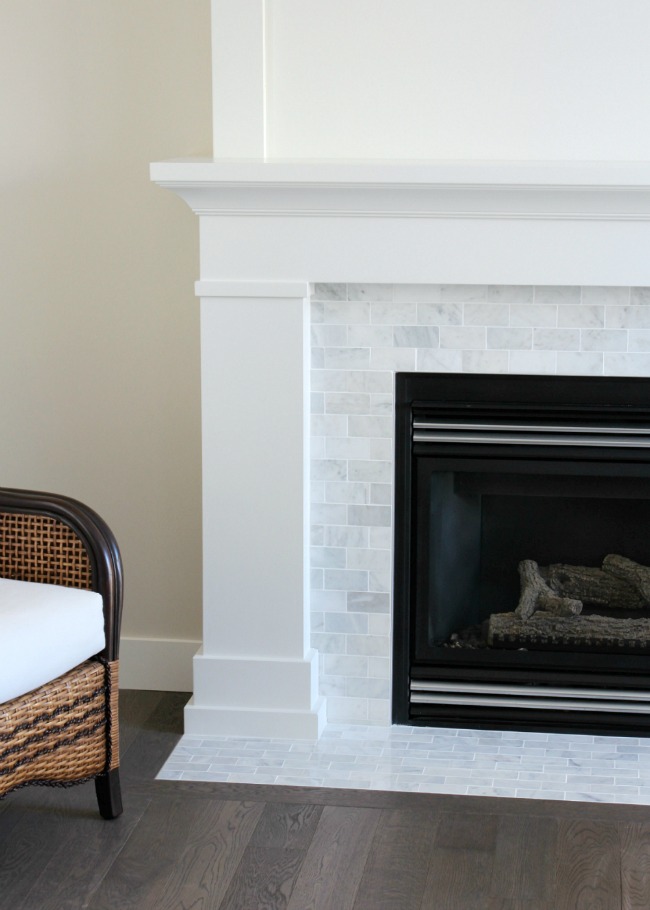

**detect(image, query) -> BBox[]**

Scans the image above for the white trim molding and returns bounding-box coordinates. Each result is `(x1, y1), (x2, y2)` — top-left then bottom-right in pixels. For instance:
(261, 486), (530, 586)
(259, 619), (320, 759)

(152, 158), (650, 286)
(119, 637), (201, 692)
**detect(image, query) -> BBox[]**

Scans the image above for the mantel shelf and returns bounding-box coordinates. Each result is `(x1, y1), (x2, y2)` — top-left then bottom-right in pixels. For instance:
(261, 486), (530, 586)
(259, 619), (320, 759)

(151, 158), (650, 189)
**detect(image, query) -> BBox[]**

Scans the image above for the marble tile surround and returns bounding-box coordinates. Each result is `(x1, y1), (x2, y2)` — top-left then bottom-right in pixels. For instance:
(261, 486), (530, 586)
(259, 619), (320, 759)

(159, 723), (650, 806)
(309, 283), (650, 726)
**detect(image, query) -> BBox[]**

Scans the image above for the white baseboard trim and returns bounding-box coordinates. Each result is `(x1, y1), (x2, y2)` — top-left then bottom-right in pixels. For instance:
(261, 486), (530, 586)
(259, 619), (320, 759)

(119, 637), (201, 692)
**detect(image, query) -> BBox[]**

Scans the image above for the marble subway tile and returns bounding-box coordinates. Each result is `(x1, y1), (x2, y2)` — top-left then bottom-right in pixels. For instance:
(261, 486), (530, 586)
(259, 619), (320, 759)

(462, 350), (508, 373)
(604, 353), (650, 376)
(311, 459), (347, 482)
(607, 306), (650, 330)
(394, 284), (443, 303)
(557, 351), (604, 375)
(311, 324), (348, 346)
(510, 304), (557, 327)
(345, 370), (393, 393)
(348, 415), (393, 438)
(463, 303), (509, 326)
(393, 325), (439, 347)
(311, 414), (347, 437)
(439, 326), (486, 349)
(346, 633), (391, 657)
(325, 612), (369, 634)
(321, 301), (370, 324)
(347, 591), (390, 613)
(416, 348), (463, 372)
(580, 329), (628, 352)
(348, 504), (392, 527)
(323, 654), (369, 677)
(369, 438), (393, 460)
(324, 568), (369, 591)
(508, 350), (557, 374)
(311, 503), (347, 526)
(631, 287), (650, 305)
(312, 283), (347, 300)
(370, 483), (392, 505)
(369, 527), (392, 548)
(533, 328), (580, 351)
(324, 346), (371, 369)
(325, 525), (369, 548)
(370, 393), (393, 415)
(558, 305), (605, 329)
(487, 327), (532, 350)
(325, 482), (369, 505)
(310, 546), (346, 569)
(311, 369), (348, 392)
(311, 589), (347, 612)
(347, 547), (391, 572)
(348, 283), (394, 302)
(487, 285), (534, 303)
(325, 392), (371, 414)
(535, 286), (581, 304)
(629, 330), (650, 352)
(583, 286), (630, 306)
(326, 436), (371, 459)
(371, 301), (417, 324)
(347, 325), (393, 347)
(417, 302), (463, 325)
(440, 284), (488, 301)
(348, 460), (392, 483)
(369, 347), (416, 371)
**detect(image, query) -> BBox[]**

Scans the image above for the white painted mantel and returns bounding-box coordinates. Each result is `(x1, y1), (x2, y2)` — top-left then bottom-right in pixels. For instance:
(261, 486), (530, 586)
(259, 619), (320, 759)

(151, 157), (650, 737)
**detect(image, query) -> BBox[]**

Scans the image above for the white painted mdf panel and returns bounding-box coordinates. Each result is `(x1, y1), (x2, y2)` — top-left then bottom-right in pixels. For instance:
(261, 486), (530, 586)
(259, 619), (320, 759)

(264, 0), (650, 160)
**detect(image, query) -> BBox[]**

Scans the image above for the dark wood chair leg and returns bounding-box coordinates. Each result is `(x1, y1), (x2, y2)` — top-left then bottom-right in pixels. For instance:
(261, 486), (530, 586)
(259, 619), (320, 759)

(95, 769), (123, 819)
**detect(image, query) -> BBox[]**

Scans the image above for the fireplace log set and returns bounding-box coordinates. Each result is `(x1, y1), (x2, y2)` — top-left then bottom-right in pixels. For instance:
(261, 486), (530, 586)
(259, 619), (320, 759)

(487, 555), (650, 651)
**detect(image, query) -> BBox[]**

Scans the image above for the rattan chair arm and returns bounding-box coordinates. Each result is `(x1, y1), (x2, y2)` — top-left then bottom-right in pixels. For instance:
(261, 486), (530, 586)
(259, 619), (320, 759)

(0, 487), (123, 661)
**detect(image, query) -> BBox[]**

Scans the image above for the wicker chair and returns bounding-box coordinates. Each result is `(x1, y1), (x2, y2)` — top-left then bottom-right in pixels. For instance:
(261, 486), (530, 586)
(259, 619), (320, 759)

(0, 487), (123, 819)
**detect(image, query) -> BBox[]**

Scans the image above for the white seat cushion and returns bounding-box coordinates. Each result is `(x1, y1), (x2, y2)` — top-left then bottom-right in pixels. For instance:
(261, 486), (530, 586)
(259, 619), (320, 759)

(0, 577), (105, 704)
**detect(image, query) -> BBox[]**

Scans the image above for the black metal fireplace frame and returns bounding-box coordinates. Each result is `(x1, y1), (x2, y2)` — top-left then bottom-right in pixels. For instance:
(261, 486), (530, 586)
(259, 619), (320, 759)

(393, 372), (650, 734)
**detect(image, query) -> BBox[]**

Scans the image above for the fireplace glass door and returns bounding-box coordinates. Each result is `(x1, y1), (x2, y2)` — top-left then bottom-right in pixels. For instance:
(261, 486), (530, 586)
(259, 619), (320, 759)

(393, 372), (650, 733)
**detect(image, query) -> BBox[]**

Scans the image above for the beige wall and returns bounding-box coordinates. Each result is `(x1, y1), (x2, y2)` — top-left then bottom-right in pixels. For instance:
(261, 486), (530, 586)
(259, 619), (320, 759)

(0, 1), (212, 684)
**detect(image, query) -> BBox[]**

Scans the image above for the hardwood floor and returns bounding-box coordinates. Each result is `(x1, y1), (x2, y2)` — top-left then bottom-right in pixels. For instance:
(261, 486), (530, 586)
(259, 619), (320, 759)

(2, 690), (650, 909)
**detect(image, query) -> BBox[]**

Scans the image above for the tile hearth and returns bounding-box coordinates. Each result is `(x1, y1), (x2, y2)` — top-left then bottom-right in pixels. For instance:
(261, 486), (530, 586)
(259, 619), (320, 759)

(158, 724), (650, 806)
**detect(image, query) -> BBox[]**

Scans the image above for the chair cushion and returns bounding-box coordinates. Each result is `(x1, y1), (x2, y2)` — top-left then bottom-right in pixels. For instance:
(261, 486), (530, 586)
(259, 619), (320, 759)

(0, 578), (105, 704)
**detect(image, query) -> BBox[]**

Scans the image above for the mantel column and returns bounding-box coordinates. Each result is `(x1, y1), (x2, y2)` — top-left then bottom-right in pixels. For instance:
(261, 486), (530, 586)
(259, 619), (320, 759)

(185, 279), (326, 738)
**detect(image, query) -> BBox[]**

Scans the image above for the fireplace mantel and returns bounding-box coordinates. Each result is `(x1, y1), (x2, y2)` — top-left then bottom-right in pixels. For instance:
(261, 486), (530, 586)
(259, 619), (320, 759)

(151, 157), (650, 738)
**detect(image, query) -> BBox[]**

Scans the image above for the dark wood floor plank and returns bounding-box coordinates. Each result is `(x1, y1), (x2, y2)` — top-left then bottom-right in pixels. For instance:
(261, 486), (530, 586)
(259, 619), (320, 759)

(86, 793), (221, 910)
(154, 798), (265, 910)
(117, 689), (167, 757)
(13, 787), (151, 910)
(489, 814), (558, 904)
(217, 801), (323, 910)
(218, 846), (307, 910)
(286, 805), (382, 910)
(0, 786), (103, 908)
(119, 690), (190, 782)
(419, 810), (498, 910)
(351, 807), (441, 910)
(555, 818), (622, 910)
(249, 801), (324, 849)
(621, 822), (650, 910)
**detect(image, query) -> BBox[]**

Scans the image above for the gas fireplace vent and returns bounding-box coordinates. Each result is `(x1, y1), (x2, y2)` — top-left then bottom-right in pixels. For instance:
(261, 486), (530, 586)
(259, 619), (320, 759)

(410, 680), (650, 714)
(413, 421), (650, 449)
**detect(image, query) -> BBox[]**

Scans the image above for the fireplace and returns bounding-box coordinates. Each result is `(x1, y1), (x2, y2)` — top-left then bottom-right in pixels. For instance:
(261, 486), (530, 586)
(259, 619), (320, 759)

(394, 371), (650, 734)
(151, 158), (650, 738)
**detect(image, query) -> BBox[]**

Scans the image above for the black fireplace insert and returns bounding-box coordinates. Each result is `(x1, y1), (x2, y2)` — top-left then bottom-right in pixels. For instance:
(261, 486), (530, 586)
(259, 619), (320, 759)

(393, 372), (650, 734)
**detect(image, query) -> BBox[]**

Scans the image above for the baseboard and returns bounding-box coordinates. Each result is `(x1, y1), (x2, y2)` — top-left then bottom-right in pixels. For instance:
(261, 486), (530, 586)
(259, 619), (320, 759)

(118, 637), (201, 692)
